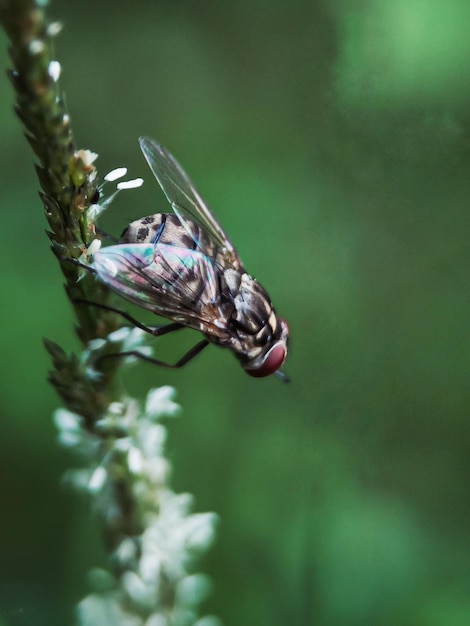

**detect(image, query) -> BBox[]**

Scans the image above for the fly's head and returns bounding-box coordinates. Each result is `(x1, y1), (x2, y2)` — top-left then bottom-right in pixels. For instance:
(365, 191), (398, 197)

(242, 315), (289, 379)
(227, 271), (289, 379)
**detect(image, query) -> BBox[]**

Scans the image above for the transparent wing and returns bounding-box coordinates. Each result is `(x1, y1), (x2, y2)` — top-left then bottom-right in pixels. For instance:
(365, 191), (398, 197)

(139, 136), (237, 257)
(93, 242), (228, 335)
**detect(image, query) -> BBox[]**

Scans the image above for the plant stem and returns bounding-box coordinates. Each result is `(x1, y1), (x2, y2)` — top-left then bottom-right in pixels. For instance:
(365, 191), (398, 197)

(0, 2), (219, 624)
(0, 0), (124, 416)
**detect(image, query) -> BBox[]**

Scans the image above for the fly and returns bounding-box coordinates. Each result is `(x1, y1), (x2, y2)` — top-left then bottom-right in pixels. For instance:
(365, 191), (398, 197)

(91, 137), (289, 379)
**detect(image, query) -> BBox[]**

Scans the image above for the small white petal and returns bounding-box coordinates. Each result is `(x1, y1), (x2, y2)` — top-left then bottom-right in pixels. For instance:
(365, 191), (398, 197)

(122, 571), (155, 608)
(177, 574), (212, 608)
(76, 149), (98, 166)
(115, 537), (139, 566)
(47, 21), (63, 36)
(107, 326), (134, 343)
(141, 423), (166, 450)
(121, 327), (148, 346)
(108, 327), (133, 343)
(145, 613), (169, 626)
(162, 492), (194, 519)
(29, 40), (45, 54)
(194, 617), (224, 626)
(117, 178), (144, 190)
(84, 365), (103, 382)
(185, 513), (218, 550)
(140, 551), (164, 584)
(57, 431), (83, 447)
(146, 386), (180, 418)
(128, 447), (144, 474)
(89, 466), (107, 492)
(104, 167), (127, 182)
(122, 570), (146, 597)
(54, 408), (82, 432)
(87, 337), (107, 351)
(108, 402), (125, 415)
(94, 416), (116, 432)
(48, 60), (61, 81)
(86, 238), (102, 257)
(114, 438), (132, 452)
(146, 457), (171, 484)
(77, 594), (123, 624)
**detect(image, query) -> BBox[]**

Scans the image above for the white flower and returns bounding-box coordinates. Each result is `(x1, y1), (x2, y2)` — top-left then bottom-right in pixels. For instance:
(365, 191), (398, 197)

(139, 549), (165, 585)
(145, 457), (171, 485)
(48, 60), (61, 81)
(107, 327), (151, 356)
(54, 408), (82, 432)
(86, 337), (106, 352)
(86, 238), (102, 258)
(145, 387), (180, 419)
(194, 617), (223, 626)
(108, 401), (125, 415)
(160, 492), (194, 520)
(138, 423), (167, 457)
(122, 570), (156, 609)
(107, 326), (136, 343)
(47, 21), (63, 37)
(76, 149), (98, 167)
(104, 167), (127, 182)
(145, 614), (169, 626)
(184, 513), (219, 552)
(115, 538), (139, 567)
(128, 447), (144, 474)
(117, 178), (144, 190)
(176, 574), (212, 608)
(87, 165), (144, 221)
(114, 438), (132, 453)
(29, 40), (45, 54)
(88, 466), (107, 492)
(57, 430), (83, 447)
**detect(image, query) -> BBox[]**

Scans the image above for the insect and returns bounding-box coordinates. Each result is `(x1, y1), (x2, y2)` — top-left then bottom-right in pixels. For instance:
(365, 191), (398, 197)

(91, 137), (289, 379)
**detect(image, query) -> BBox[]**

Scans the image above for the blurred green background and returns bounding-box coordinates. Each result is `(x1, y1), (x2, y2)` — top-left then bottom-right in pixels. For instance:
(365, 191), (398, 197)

(1, 1), (469, 625)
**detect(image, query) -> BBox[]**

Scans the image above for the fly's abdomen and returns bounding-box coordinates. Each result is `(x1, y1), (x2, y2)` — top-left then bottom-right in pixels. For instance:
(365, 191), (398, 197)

(122, 213), (217, 259)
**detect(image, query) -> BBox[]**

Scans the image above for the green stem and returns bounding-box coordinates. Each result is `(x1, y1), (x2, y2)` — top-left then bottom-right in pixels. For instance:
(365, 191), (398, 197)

(1, 4), (219, 625)
(0, 0), (123, 418)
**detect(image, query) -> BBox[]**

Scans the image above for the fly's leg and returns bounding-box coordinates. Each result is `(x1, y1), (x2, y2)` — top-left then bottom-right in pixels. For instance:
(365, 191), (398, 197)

(73, 298), (184, 336)
(98, 339), (210, 370)
(65, 258), (97, 274)
(74, 298), (207, 370)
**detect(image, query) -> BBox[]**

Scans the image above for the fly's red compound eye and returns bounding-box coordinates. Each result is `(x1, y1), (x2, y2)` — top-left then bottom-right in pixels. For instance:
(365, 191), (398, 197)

(245, 342), (287, 378)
